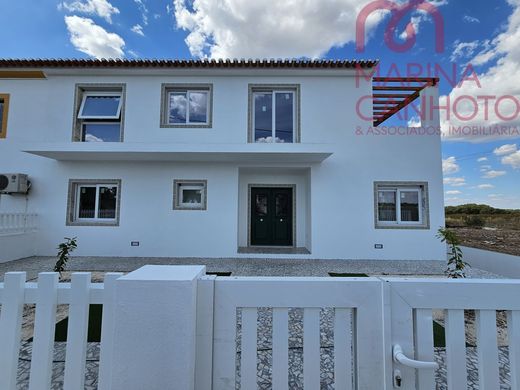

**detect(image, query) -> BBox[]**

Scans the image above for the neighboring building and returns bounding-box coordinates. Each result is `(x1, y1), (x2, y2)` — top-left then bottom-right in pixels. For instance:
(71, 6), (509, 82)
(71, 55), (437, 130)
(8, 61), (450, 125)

(0, 59), (444, 261)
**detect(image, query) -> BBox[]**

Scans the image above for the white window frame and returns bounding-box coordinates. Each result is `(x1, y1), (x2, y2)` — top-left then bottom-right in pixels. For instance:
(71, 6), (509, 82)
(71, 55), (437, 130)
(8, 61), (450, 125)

(78, 91), (123, 120)
(178, 184), (205, 208)
(75, 184), (119, 222)
(167, 90), (210, 125)
(252, 90), (296, 143)
(377, 187), (423, 226)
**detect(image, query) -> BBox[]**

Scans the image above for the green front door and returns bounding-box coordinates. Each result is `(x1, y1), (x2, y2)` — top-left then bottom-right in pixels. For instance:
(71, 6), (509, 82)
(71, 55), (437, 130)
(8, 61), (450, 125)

(250, 187), (293, 246)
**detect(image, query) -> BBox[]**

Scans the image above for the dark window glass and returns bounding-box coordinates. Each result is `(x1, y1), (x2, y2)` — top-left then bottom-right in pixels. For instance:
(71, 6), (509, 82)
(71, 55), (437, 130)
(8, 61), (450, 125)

(0, 99), (4, 129)
(275, 193), (289, 217)
(169, 92), (187, 123)
(81, 95), (121, 117)
(78, 187), (96, 219)
(400, 191), (420, 222)
(188, 92), (208, 123)
(182, 189), (202, 204)
(378, 191), (397, 222)
(275, 93), (294, 143)
(254, 93), (273, 142)
(82, 123), (121, 142)
(98, 186), (117, 219)
(255, 194), (268, 216)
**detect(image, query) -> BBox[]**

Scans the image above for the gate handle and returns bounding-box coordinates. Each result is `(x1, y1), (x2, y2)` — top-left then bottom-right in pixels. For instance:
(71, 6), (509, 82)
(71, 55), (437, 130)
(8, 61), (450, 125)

(393, 345), (438, 369)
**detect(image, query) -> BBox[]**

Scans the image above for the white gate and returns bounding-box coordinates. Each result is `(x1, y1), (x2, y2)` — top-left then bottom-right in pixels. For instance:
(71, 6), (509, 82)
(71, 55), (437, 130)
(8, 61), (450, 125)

(198, 276), (387, 390)
(198, 276), (520, 390)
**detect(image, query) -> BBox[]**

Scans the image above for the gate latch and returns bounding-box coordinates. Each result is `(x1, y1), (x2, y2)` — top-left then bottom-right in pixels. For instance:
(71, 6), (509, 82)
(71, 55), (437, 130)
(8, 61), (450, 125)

(393, 344), (438, 369)
(393, 369), (402, 388)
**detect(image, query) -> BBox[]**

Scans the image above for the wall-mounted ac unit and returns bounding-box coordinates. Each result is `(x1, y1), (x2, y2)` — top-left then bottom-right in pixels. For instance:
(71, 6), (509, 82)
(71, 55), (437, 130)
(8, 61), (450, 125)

(0, 174), (29, 194)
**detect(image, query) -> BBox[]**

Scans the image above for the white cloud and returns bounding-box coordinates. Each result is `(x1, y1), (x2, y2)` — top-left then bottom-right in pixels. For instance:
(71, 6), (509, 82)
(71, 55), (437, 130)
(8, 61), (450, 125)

(59, 0), (119, 23)
(131, 24), (145, 36)
(463, 15), (480, 23)
(477, 184), (495, 189)
(494, 143), (517, 156)
(65, 16), (125, 59)
(443, 177), (466, 187)
(134, 0), (149, 25)
(502, 150), (520, 168)
(477, 157), (488, 162)
(441, 1), (520, 142)
(442, 156), (460, 175)
(482, 169), (507, 179)
(446, 190), (462, 195)
(450, 40), (480, 62)
(172, 0), (387, 58)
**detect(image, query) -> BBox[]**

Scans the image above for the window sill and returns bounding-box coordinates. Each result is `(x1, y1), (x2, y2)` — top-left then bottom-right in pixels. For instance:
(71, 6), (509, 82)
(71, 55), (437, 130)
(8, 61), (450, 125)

(160, 123), (212, 129)
(66, 221), (119, 227)
(375, 224), (430, 230)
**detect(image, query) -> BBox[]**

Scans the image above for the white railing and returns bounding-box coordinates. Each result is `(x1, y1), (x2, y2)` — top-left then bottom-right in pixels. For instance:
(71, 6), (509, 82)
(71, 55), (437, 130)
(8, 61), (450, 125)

(0, 272), (121, 390)
(1, 267), (520, 389)
(0, 213), (38, 235)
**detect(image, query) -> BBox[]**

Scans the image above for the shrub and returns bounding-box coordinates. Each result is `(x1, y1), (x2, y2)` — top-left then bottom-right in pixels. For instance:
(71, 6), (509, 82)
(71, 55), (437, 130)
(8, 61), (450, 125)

(436, 228), (470, 278)
(464, 215), (485, 228)
(54, 237), (78, 277)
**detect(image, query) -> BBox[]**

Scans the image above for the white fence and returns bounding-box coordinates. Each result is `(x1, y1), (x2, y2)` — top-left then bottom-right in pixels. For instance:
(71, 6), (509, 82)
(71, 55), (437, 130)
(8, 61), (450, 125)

(462, 245), (520, 278)
(0, 213), (38, 263)
(1, 266), (520, 389)
(0, 212), (38, 235)
(0, 272), (121, 390)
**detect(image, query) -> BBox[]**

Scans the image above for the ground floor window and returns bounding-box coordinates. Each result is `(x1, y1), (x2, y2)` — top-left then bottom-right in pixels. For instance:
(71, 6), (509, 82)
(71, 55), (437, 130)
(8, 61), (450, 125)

(374, 181), (429, 229)
(67, 180), (121, 226)
(173, 180), (207, 210)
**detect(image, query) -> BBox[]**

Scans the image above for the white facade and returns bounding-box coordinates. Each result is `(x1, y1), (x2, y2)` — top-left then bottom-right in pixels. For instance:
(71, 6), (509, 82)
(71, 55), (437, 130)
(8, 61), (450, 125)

(0, 60), (445, 261)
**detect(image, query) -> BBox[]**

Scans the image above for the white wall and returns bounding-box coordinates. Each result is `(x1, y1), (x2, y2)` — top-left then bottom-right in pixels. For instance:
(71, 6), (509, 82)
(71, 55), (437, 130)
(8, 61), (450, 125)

(462, 246), (520, 278)
(0, 71), (445, 260)
(0, 232), (37, 263)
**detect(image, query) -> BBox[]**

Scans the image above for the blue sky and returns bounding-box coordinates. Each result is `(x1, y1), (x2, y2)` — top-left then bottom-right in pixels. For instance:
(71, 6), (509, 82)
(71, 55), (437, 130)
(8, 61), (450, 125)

(1, 0), (519, 208)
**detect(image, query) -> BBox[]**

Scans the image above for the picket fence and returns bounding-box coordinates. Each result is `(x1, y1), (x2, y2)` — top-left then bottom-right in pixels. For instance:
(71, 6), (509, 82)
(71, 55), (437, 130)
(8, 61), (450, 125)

(1, 267), (520, 389)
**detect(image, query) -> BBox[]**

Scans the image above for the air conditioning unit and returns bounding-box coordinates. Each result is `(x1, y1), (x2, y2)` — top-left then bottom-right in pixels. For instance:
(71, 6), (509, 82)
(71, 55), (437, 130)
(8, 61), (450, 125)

(0, 174), (29, 194)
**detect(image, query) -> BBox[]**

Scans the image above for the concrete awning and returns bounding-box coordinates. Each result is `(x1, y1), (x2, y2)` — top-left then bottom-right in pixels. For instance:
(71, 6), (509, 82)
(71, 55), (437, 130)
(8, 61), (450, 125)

(23, 143), (333, 164)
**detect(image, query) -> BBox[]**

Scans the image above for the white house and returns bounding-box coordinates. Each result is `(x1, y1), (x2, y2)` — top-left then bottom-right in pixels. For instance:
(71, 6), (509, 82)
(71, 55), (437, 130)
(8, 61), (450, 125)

(0, 59), (444, 261)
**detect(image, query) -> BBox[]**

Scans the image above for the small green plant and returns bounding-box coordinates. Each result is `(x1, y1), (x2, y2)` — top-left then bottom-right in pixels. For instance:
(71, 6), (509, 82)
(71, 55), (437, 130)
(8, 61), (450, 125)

(437, 228), (470, 278)
(54, 237), (78, 276)
(464, 215), (485, 228)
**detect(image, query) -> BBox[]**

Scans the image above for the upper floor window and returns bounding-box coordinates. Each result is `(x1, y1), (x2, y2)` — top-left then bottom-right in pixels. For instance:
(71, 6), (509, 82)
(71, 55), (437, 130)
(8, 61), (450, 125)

(374, 182), (430, 229)
(0, 94), (9, 139)
(161, 84), (213, 128)
(249, 85), (300, 143)
(73, 84), (125, 142)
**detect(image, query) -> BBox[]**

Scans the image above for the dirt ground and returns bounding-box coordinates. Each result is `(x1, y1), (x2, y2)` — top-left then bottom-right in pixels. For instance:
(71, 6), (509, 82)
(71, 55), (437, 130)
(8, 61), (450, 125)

(452, 227), (520, 257)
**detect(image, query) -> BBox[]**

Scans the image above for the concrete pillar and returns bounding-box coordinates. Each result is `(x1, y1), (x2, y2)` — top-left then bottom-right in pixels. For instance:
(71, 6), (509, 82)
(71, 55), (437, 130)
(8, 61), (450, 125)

(109, 265), (205, 390)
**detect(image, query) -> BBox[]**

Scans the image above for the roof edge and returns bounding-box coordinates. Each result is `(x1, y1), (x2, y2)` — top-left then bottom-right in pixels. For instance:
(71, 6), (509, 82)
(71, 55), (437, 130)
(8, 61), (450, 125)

(0, 58), (379, 69)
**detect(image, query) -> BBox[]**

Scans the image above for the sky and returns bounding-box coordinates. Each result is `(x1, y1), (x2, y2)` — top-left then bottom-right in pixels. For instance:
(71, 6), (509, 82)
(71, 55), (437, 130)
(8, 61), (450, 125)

(0, 0), (519, 208)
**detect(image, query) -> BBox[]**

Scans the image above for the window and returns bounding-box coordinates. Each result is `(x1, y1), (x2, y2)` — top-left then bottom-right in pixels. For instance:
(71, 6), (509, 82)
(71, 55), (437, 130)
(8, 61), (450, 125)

(249, 85), (300, 143)
(161, 84), (213, 128)
(73, 84), (125, 142)
(67, 180), (121, 226)
(173, 180), (207, 210)
(0, 94), (9, 139)
(374, 182), (429, 229)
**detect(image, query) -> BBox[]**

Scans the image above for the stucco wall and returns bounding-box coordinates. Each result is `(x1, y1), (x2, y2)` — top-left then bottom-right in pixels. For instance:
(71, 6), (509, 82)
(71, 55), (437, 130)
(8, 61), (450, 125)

(0, 71), (445, 260)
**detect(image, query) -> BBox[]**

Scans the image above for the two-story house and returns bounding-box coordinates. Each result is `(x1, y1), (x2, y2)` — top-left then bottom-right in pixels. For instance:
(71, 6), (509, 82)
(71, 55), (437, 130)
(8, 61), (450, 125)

(0, 59), (445, 261)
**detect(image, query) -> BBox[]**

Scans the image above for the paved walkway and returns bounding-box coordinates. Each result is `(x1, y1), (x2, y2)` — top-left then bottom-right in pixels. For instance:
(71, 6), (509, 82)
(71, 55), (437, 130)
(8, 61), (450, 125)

(0, 256), (504, 281)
